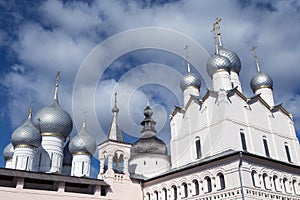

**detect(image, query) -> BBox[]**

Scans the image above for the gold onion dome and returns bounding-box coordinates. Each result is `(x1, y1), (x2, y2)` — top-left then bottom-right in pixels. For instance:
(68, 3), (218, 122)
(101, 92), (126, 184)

(11, 109), (42, 148)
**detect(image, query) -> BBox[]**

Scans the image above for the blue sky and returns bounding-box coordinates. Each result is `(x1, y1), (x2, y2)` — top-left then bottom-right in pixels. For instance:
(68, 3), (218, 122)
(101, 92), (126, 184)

(0, 0), (300, 175)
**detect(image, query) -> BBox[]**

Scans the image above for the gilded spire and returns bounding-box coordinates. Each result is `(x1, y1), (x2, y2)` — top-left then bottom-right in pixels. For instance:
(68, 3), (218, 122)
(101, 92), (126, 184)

(184, 45), (191, 72)
(54, 71), (60, 100)
(250, 45), (261, 72)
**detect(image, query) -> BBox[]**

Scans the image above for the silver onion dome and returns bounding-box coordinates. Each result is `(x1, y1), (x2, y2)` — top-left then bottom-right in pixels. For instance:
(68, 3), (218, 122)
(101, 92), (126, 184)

(250, 71), (273, 92)
(218, 46), (241, 74)
(131, 105), (168, 155)
(206, 54), (232, 77)
(69, 121), (96, 155)
(3, 143), (14, 160)
(33, 99), (73, 138)
(180, 72), (201, 91)
(63, 141), (72, 165)
(131, 137), (168, 155)
(11, 112), (42, 148)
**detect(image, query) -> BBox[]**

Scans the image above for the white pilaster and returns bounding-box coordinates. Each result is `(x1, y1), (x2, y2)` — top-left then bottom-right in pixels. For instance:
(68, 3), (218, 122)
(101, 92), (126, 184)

(230, 71), (242, 92)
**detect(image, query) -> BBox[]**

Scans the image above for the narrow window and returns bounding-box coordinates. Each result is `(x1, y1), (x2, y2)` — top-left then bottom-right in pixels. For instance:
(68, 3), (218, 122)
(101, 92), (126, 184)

(172, 185), (177, 200)
(251, 170), (259, 187)
(273, 175), (279, 191)
(154, 191), (158, 200)
(193, 180), (200, 195)
(50, 153), (53, 168)
(195, 137), (201, 159)
(25, 157), (29, 171)
(263, 137), (270, 157)
(205, 176), (212, 193)
(284, 143), (292, 163)
(15, 156), (18, 169)
(218, 173), (225, 190)
(240, 132), (247, 151)
(38, 153), (42, 168)
(146, 193), (150, 200)
(182, 183), (188, 198)
(283, 178), (289, 193)
(162, 188), (167, 200)
(82, 162), (84, 174)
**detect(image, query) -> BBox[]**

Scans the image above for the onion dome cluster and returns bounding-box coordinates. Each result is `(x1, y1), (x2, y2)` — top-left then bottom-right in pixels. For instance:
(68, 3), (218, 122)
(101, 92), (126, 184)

(131, 105), (168, 155)
(180, 72), (201, 91)
(11, 111), (42, 148)
(3, 143), (14, 160)
(250, 71), (273, 93)
(69, 121), (96, 155)
(33, 99), (73, 139)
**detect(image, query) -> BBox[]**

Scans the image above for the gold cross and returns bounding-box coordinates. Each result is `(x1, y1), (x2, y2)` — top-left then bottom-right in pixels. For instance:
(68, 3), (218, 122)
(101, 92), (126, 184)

(56, 70), (60, 86)
(250, 45), (260, 71)
(184, 45), (191, 72)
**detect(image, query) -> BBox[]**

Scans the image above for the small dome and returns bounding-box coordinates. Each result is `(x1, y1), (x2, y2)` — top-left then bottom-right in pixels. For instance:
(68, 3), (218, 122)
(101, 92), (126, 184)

(250, 71), (273, 92)
(112, 106), (119, 113)
(69, 122), (96, 155)
(218, 46), (241, 74)
(33, 99), (73, 138)
(180, 72), (201, 91)
(11, 115), (42, 148)
(131, 136), (168, 155)
(206, 54), (231, 77)
(3, 143), (14, 160)
(63, 141), (72, 165)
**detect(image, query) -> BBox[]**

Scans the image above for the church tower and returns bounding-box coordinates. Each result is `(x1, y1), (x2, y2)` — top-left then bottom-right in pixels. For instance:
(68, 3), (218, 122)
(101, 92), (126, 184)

(69, 114), (96, 177)
(129, 100), (170, 178)
(11, 108), (42, 171)
(33, 71), (73, 173)
(97, 93), (131, 180)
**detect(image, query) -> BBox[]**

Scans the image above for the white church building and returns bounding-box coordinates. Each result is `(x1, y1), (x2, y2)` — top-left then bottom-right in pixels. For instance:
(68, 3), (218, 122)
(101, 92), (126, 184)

(1, 19), (300, 200)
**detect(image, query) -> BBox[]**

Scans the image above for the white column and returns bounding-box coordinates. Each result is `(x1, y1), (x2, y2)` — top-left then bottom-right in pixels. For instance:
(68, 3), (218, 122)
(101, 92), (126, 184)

(183, 87), (199, 107)
(255, 88), (274, 107)
(99, 158), (105, 174)
(71, 153), (91, 177)
(12, 146), (35, 171)
(230, 71), (242, 92)
(212, 70), (232, 91)
(39, 135), (64, 173)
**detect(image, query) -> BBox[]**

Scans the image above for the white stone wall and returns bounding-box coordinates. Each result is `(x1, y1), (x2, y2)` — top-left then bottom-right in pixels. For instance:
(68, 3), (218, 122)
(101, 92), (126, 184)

(12, 146), (35, 171)
(71, 154), (91, 177)
(129, 153), (170, 178)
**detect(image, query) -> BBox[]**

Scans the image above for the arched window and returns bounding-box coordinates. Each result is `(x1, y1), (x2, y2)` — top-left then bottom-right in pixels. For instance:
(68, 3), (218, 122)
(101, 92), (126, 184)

(251, 170), (260, 187)
(292, 179), (299, 195)
(284, 143), (292, 163)
(172, 185), (178, 200)
(273, 175), (280, 191)
(195, 137), (202, 159)
(154, 191), (158, 200)
(162, 188), (167, 200)
(263, 173), (271, 190)
(283, 178), (291, 193)
(240, 131), (247, 151)
(146, 193), (150, 200)
(263, 136), (270, 157)
(217, 173), (225, 190)
(192, 179), (200, 195)
(204, 176), (212, 193)
(182, 182), (188, 198)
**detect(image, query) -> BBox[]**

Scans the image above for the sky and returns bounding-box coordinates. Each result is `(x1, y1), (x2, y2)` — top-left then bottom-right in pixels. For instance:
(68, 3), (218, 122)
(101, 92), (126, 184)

(0, 0), (300, 175)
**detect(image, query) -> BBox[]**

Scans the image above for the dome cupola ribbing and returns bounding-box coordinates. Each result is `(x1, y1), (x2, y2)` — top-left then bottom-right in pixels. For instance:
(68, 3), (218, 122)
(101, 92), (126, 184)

(131, 102), (168, 155)
(33, 71), (73, 138)
(69, 117), (96, 155)
(11, 108), (42, 148)
(3, 143), (14, 160)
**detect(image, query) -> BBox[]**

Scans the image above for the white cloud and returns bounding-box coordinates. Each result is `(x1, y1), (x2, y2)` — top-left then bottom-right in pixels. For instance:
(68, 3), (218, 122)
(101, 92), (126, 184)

(2, 0), (300, 147)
